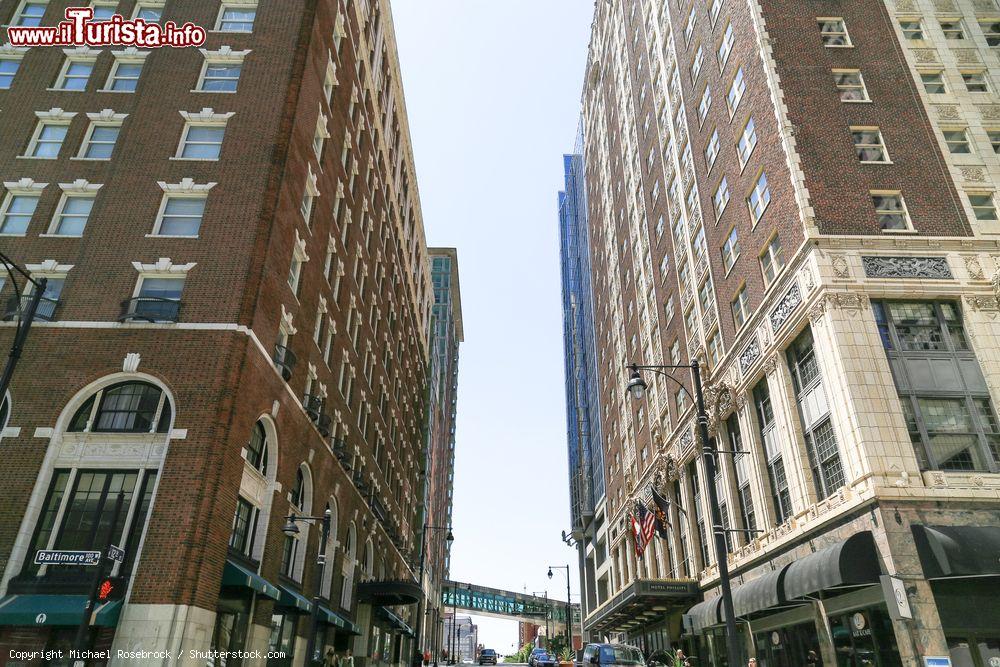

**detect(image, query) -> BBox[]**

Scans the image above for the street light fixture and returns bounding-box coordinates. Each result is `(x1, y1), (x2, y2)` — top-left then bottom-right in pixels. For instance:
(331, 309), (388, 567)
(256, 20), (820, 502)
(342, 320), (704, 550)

(624, 361), (743, 667)
(546, 565), (573, 656)
(0, 252), (47, 406)
(284, 509), (332, 667)
(415, 524), (454, 664)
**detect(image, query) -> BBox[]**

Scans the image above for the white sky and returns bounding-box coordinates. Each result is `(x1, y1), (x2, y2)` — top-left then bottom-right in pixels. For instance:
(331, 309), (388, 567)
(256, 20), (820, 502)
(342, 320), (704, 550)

(391, 0), (595, 653)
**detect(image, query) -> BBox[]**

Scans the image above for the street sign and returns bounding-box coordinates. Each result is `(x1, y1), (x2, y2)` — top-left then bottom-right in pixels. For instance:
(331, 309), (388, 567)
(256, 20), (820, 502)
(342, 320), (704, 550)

(880, 575), (912, 621)
(33, 550), (101, 566)
(107, 545), (125, 563)
(924, 658), (952, 667)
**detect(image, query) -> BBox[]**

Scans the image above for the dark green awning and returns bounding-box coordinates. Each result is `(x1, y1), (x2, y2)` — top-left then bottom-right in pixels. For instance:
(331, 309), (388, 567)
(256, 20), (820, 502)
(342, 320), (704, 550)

(222, 560), (281, 600)
(318, 604), (362, 635)
(0, 595), (121, 627)
(376, 606), (414, 637)
(277, 584), (313, 613)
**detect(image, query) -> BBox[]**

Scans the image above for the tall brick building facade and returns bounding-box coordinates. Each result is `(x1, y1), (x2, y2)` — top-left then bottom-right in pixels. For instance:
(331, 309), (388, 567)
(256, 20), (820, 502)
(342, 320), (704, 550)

(565, 0), (1000, 664)
(0, 0), (456, 665)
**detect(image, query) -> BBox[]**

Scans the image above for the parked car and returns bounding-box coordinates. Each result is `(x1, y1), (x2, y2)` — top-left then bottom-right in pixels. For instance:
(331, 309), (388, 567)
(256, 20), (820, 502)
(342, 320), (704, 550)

(529, 648), (549, 667)
(480, 649), (498, 665)
(534, 652), (558, 667)
(582, 644), (646, 667)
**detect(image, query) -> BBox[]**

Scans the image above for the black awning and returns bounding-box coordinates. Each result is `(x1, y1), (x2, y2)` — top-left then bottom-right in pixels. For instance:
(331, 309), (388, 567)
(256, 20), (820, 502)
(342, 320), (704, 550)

(686, 596), (721, 635)
(583, 579), (698, 633)
(376, 606), (415, 637)
(357, 580), (423, 606)
(912, 525), (1000, 578)
(725, 566), (787, 620)
(784, 531), (881, 600)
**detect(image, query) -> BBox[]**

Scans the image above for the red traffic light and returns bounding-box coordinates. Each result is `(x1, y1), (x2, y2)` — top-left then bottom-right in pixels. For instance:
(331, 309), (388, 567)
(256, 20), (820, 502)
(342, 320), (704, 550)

(97, 577), (125, 601)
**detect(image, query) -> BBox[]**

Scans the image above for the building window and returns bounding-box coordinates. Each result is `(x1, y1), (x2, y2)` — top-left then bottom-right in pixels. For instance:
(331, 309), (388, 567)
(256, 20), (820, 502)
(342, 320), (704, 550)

(12, 2), (46, 26)
(722, 226), (740, 272)
(727, 67), (746, 116)
(705, 129), (720, 171)
(26, 121), (69, 158)
(873, 301), (1000, 472)
(69, 381), (171, 433)
(989, 129), (1000, 154)
(246, 421), (268, 475)
(105, 58), (144, 92)
(714, 177), (730, 218)
(731, 285), (749, 329)
(689, 462), (710, 567)
(979, 19), (1000, 46)
(90, 1), (117, 20)
(698, 85), (712, 125)
(0, 193), (40, 235)
(852, 127), (890, 163)
(942, 128), (972, 154)
(197, 62), (242, 92)
(178, 124), (226, 160)
(818, 18), (852, 46)
(737, 116), (758, 166)
(216, 4), (256, 32)
(718, 23), (734, 69)
(54, 57), (94, 91)
(831, 69), (869, 102)
(79, 123), (121, 159)
(962, 71), (989, 92)
(132, 2), (162, 21)
(0, 57), (23, 89)
(154, 195), (206, 236)
(753, 379), (793, 524)
(229, 497), (258, 556)
(968, 192), (998, 221)
(728, 415), (756, 536)
(871, 192), (911, 231)
(788, 327), (846, 499)
(130, 276), (184, 322)
(50, 194), (94, 236)
(759, 233), (784, 286)
(747, 171), (771, 222)
(920, 71), (946, 94)
(940, 19), (966, 40)
(899, 18), (923, 40)
(281, 469), (305, 577)
(690, 45), (704, 83)
(708, 331), (723, 366)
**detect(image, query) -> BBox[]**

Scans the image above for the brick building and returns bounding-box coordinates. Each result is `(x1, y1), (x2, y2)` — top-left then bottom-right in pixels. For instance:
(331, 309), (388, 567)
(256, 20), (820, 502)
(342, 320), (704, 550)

(564, 0), (1000, 664)
(0, 0), (456, 665)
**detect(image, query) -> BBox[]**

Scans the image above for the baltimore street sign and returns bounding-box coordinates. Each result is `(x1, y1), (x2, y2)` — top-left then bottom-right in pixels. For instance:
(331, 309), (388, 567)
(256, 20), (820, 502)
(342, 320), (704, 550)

(33, 550), (102, 566)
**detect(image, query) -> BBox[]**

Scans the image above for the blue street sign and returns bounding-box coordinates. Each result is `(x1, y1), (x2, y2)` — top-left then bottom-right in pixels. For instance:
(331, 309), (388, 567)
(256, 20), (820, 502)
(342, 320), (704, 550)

(924, 658), (952, 667)
(33, 550), (101, 566)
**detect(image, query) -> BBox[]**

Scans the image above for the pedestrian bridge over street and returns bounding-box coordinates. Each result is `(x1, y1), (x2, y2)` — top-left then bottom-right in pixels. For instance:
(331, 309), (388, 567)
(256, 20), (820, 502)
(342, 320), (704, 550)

(442, 580), (580, 625)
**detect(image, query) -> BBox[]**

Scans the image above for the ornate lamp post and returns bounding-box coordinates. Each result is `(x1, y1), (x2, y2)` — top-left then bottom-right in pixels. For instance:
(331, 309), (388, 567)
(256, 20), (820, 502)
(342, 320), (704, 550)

(283, 509), (332, 666)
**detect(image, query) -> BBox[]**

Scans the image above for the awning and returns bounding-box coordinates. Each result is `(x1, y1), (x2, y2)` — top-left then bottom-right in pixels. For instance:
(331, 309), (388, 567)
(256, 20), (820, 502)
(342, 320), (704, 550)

(222, 560), (281, 600)
(0, 595), (122, 627)
(318, 604), (362, 635)
(583, 578), (699, 633)
(784, 531), (881, 600)
(726, 567), (787, 620)
(277, 584), (313, 614)
(686, 596), (721, 635)
(357, 580), (423, 606)
(376, 606), (415, 637)
(912, 525), (1000, 578)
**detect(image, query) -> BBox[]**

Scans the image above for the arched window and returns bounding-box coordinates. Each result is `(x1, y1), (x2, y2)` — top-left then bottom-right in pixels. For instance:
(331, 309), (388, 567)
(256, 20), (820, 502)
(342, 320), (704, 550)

(340, 521), (357, 609)
(68, 381), (171, 433)
(246, 421), (268, 475)
(320, 499), (339, 598)
(281, 464), (311, 581)
(291, 468), (305, 510)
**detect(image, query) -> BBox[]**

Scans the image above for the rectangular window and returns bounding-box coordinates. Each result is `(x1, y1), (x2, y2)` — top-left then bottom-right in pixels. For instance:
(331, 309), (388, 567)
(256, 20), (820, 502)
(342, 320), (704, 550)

(178, 124), (225, 159)
(899, 19), (923, 40)
(818, 18), (852, 46)
(198, 62), (241, 92)
(722, 226), (740, 272)
(718, 23), (734, 69)
(872, 192), (911, 231)
(12, 2), (46, 26)
(0, 193), (39, 235)
(288, 257), (303, 296)
(759, 233), (784, 286)
(155, 195), (206, 236)
(0, 57), (22, 89)
(229, 496), (258, 556)
(106, 60), (143, 92)
(132, 277), (184, 321)
(698, 85), (712, 125)
(968, 192), (998, 221)
(55, 58), (94, 91)
(754, 379), (793, 524)
(980, 19), (1000, 46)
(942, 128), (971, 154)
(685, 5), (696, 43)
(90, 2), (118, 21)
(27, 121), (68, 159)
(737, 116), (758, 165)
(714, 177), (730, 218)
(989, 129), (1000, 154)
(962, 71), (990, 92)
(132, 2), (162, 21)
(852, 127), (890, 163)
(920, 71), (947, 94)
(51, 195), (94, 236)
(138, 276), (184, 301)
(217, 4), (256, 32)
(729, 416), (756, 535)
(710, 0), (723, 24)
(727, 67), (746, 116)
(747, 171), (771, 222)
(690, 45), (704, 83)
(705, 129), (720, 171)
(79, 123), (121, 159)
(873, 301), (1000, 472)
(940, 19), (965, 40)
(833, 69), (869, 101)
(731, 285), (749, 329)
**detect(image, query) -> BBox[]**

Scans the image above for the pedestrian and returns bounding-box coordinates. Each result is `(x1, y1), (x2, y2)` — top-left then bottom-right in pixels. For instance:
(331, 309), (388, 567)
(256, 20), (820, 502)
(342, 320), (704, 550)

(747, 658), (757, 667)
(325, 649), (338, 667)
(341, 648), (355, 667)
(414, 649), (425, 667)
(806, 649), (820, 664)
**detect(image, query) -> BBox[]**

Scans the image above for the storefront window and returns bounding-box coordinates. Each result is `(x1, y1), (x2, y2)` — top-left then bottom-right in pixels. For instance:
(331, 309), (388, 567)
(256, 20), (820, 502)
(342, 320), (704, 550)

(212, 594), (252, 666)
(268, 613), (297, 666)
(753, 621), (822, 667)
(829, 608), (901, 667)
(948, 636), (1000, 667)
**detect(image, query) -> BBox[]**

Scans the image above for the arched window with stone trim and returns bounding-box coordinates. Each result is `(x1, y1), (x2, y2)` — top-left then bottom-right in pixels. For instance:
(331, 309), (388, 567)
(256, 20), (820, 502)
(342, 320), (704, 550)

(68, 380), (171, 433)
(361, 538), (374, 582)
(229, 417), (278, 563)
(281, 464), (312, 582)
(340, 521), (357, 610)
(320, 499), (339, 599)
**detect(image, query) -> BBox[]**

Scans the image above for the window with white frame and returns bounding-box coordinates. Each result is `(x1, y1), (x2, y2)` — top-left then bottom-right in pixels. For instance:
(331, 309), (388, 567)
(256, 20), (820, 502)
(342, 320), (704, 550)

(962, 71), (989, 92)
(940, 19), (965, 39)
(104, 52), (146, 92)
(176, 110), (232, 160)
(197, 61), (242, 92)
(920, 70), (946, 94)
(872, 191), (911, 231)
(818, 18), (851, 46)
(78, 113), (125, 159)
(690, 45), (704, 83)
(313, 113), (329, 161)
(0, 53), (25, 89)
(25, 118), (72, 159)
(132, 1), (163, 21)
(705, 129), (720, 171)
(833, 69), (869, 101)
(713, 177), (730, 218)
(684, 5), (696, 43)
(216, 3), (256, 32)
(759, 233), (784, 286)
(980, 19), (1000, 46)
(899, 18), (923, 40)
(942, 127), (972, 154)
(54, 52), (97, 91)
(698, 85), (712, 124)
(324, 56), (337, 103)
(851, 127), (890, 162)
(90, 1), (118, 20)
(737, 115), (758, 166)
(50, 187), (99, 236)
(967, 192), (998, 221)
(12, 2), (47, 26)
(718, 23), (734, 69)
(153, 184), (209, 237)
(0, 187), (41, 235)
(747, 171), (771, 222)
(129, 275), (185, 322)
(721, 226), (740, 272)
(727, 67), (746, 116)
(989, 129), (1000, 154)
(301, 167), (319, 224)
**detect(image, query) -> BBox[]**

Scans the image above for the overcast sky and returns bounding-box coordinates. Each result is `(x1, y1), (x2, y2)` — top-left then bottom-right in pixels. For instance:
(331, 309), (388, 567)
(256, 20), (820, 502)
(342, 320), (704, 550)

(391, 0), (595, 653)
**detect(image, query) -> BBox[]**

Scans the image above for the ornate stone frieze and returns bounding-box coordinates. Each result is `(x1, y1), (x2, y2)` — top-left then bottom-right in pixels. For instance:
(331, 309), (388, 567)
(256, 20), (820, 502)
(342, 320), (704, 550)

(913, 49), (940, 64)
(831, 254), (850, 278)
(964, 255), (986, 280)
(738, 336), (761, 375)
(861, 256), (952, 279)
(769, 283), (803, 332)
(932, 104), (960, 120)
(965, 295), (1000, 312)
(979, 105), (1000, 121)
(961, 167), (987, 182)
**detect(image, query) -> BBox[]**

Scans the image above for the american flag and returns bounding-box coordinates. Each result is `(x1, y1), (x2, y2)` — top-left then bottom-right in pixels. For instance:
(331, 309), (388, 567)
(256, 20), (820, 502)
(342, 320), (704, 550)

(632, 501), (657, 559)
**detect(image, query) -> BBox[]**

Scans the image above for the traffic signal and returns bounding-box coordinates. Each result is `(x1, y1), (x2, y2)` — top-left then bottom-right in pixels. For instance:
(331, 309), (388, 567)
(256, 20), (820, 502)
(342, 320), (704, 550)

(97, 576), (125, 601)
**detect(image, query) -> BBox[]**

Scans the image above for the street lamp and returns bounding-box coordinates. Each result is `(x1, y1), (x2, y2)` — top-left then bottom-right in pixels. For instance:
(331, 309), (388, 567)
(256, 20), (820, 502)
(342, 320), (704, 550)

(0, 252), (47, 404)
(283, 509), (332, 666)
(415, 524), (454, 663)
(625, 361), (743, 667)
(547, 566), (572, 656)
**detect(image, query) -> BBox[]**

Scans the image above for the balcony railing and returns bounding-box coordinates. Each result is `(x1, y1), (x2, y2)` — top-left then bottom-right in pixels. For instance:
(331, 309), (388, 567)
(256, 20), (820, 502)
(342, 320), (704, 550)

(119, 297), (180, 323)
(273, 345), (296, 382)
(332, 438), (353, 471)
(303, 394), (324, 422)
(317, 413), (333, 438)
(2, 294), (59, 322)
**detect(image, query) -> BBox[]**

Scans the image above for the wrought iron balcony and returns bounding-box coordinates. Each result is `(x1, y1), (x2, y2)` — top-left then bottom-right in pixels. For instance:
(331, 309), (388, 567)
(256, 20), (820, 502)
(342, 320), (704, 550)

(119, 297), (180, 323)
(2, 294), (59, 322)
(303, 394), (324, 422)
(273, 344), (296, 381)
(317, 413), (333, 438)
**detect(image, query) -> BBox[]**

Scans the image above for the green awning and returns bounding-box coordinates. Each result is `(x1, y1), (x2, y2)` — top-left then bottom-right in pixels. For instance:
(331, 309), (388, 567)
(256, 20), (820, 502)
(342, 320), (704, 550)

(222, 560), (280, 600)
(318, 604), (362, 635)
(0, 595), (122, 627)
(277, 584), (313, 613)
(376, 606), (414, 637)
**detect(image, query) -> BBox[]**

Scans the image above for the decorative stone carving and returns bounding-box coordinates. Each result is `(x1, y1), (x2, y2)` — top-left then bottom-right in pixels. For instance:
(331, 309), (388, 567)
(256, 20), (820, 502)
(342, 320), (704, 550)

(933, 0), (956, 10)
(953, 49), (981, 64)
(808, 300), (827, 325)
(961, 167), (987, 182)
(895, 0), (916, 9)
(913, 49), (939, 64)
(862, 256), (953, 279)
(763, 355), (778, 376)
(965, 255), (986, 280)
(965, 295), (1000, 312)
(738, 337), (761, 375)
(972, 0), (995, 9)
(800, 266), (816, 293)
(979, 105), (1000, 121)
(122, 353), (141, 373)
(827, 292), (870, 313)
(831, 254), (850, 278)
(992, 268), (1000, 297)
(769, 283), (803, 332)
